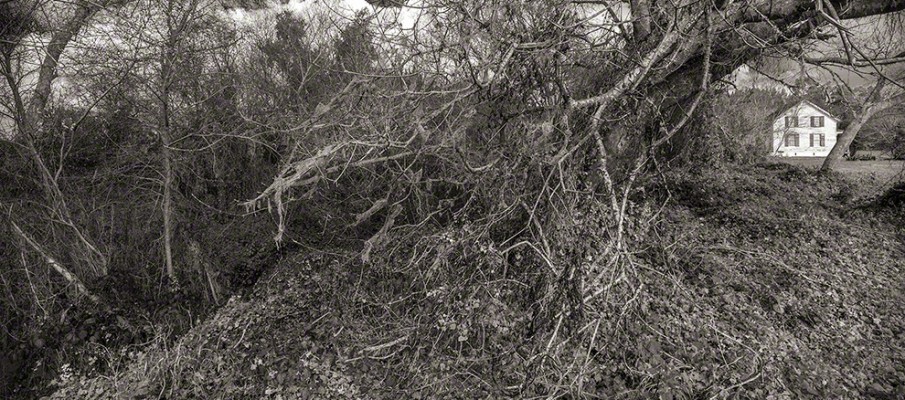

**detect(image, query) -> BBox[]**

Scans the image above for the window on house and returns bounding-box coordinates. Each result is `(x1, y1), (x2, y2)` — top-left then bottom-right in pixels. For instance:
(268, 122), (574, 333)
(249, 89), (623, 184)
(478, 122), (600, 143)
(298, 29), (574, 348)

(785, 116), (799, 128)
(811, 116), (825, 127)
(809, 134), (826, 147)
(785, 134), (799, 147)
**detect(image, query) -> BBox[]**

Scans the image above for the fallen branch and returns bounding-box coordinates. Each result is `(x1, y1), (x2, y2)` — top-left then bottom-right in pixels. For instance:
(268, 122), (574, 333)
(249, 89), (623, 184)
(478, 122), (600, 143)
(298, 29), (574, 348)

(10, 220), (101, 305)
(361, 335), (409, 353)
(245, 140), (415, 243)
(361, 204), (402, 264)
(351, 197), (389, 228)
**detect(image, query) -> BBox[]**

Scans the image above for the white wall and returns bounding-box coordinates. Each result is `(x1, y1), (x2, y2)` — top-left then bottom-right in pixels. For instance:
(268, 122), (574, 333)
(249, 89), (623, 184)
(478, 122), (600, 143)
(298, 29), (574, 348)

(771, 102), (839, 157)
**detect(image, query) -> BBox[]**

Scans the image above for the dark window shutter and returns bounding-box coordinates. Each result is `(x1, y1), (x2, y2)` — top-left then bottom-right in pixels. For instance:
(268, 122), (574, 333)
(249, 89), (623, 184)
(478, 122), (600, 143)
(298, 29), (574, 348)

(786, 134), (799, 147)
(820, 134), (825, 147)
(810, 134), (814, 147)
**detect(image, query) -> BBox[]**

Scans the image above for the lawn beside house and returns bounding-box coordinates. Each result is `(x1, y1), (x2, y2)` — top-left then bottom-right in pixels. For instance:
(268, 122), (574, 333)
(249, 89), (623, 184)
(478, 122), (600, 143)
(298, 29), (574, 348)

(766, 157), (905, 194)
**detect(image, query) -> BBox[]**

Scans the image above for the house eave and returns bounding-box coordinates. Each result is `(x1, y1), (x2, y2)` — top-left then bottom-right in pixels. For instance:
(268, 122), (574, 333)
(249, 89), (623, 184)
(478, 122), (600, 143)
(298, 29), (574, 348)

(799, 100), (840, 123)
(771, 99), (841, 124)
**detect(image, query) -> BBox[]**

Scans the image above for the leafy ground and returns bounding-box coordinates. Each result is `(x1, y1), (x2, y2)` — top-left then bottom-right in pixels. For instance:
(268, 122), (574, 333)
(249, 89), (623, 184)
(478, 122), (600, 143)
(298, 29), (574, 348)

(653, 163), (905, 398)
(43, 163), (905, 399)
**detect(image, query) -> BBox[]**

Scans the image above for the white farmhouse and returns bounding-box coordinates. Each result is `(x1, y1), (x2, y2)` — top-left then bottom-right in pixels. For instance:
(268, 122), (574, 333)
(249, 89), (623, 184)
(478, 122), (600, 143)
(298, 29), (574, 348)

(771, 100), (842, 157)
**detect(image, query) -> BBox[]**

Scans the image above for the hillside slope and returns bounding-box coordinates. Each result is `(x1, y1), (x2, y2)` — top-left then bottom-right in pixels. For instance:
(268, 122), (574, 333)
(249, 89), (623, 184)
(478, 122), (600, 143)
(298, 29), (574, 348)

(45, 164), (905, 399)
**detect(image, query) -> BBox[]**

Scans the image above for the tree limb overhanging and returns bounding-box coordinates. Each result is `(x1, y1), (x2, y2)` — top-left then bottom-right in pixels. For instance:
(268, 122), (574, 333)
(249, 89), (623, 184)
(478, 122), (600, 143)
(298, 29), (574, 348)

(243, 0), (905, 241)
(805, 54), (905, 67)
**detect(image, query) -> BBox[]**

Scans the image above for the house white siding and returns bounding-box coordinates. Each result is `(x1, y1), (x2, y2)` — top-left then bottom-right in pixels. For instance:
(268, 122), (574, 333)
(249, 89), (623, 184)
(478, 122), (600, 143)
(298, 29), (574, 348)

(771, 101), (839, 157)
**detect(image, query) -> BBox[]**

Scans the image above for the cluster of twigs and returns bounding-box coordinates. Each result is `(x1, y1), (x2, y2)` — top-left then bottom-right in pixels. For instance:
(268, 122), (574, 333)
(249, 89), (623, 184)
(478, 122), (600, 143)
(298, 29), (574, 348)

(234, 2), (725, 396)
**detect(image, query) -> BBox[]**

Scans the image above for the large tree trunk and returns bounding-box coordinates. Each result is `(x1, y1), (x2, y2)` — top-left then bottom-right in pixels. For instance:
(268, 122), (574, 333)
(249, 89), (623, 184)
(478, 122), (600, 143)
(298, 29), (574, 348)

(822, 79), (899, 171)
(823, 112), (874, 171)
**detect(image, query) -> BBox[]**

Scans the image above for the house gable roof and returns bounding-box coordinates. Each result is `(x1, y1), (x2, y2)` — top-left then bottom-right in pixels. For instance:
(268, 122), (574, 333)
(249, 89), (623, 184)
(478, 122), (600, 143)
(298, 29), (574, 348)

(771, 99), (841, 123)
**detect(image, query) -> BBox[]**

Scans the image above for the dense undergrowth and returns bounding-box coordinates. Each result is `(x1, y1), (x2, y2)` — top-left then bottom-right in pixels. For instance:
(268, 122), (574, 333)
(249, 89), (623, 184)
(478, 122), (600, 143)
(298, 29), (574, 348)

(42, 162), (905, 399)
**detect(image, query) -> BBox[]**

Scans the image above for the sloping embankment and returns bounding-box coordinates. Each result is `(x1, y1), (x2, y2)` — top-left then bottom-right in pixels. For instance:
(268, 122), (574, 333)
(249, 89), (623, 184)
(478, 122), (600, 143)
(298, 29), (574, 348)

(46, 164), (905, 399)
